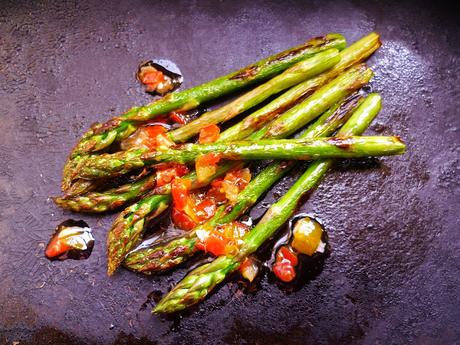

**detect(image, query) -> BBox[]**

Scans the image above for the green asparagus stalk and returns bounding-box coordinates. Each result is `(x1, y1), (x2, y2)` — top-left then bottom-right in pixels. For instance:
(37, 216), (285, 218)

(106, 64), (374, 274)
(62, 34), (346, 192)
(123, 95), (364, 273)
(76, 135), (404, 179)
(53, 174), (157, 213)
(153, 94), (385, 313)
(167, 49), (340, 143)
(54, 33), (381, 211)
(219, 32), (381, 142)
(74, 64), (374, 180)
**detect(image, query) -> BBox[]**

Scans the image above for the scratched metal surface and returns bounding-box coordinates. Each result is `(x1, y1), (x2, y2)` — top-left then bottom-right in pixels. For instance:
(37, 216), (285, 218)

(0, 0), (459, 344)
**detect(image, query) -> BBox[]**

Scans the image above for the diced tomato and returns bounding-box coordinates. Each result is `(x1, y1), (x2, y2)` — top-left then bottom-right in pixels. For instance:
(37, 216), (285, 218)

(194, 198), (217, 221)
(195, 153), (222, 183)
(155, 163), (189, 187)
(45, 237), (71, 259)
(199, 124), (220, 144)
(276, 245), (298, 266)
(225, 168), (251, 189)
(171, 178), (192, 211)
(273, 261), (296, 282)
(199, 152), (222, 165)
(170, 111), (187, 125)
(196, 221), (249, 256)
(206, 180), (227, 204)
(171, 207), (197, 231)
(201, 231), (227, 256)
(219, 168), (252, 203)
(141, 70), (166, 92)
(239, 257), (259, 282)
(142, 125), (166, 148)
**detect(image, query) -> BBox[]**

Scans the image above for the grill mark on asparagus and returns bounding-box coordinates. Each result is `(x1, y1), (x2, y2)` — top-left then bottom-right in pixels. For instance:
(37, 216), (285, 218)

(324, 92), (362, 126)
(326, 137), (353, 149)
(230, 35), (332, 81)
(92, 117), (124, 135)
(241, 89), (315, 131)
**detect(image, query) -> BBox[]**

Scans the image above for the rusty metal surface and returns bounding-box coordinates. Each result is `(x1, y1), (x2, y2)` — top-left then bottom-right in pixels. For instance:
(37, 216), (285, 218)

(0, 0), (459, 344)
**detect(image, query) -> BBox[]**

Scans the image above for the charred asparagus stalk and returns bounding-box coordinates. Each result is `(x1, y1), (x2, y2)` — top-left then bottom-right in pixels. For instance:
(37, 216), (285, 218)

(55, 33), (381, 212)
(219, 32), (381, 141)
(62, 34), (346, 192)
(77, 136), (405, 180)
(167, 49), (340, 143)
(123, 95), (364, 273)
(74, 64), (374, 180)
(153, 93), (384, 313)
(53, 174), (157, 213)
(106, 63), (374, 275)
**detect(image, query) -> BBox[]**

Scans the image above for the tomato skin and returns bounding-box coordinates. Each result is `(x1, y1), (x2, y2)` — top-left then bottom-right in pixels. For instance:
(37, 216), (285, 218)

(171, 207), (197, 231)
(171, 178), (192, 211)
(273, 261), (296, 282)
(199, 124), (220, 144)
(276, 245), (298, 266)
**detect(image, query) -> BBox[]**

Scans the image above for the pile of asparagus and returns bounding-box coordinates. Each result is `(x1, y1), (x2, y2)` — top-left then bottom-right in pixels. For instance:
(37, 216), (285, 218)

(54, 32), (405, 313)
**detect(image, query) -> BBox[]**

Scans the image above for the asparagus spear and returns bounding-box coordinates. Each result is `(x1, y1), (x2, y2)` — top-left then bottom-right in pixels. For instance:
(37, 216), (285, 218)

(74, 64), (374, 180)
(54, 33), (381, 211)
(106, 64), (374, 274)
(167, 49), (340, 143)
(123, 94), (364, 273)
(78, 135), (404, 180)
(53, 174), (157, 213)
(153, 94), (385, 313)
(219, 32), (381, 142)
(62, 34), (346, 192)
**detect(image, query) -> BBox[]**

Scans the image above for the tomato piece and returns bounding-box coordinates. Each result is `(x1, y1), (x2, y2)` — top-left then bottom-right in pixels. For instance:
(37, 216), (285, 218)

(194, 198), (217, 222)
(239, 257), (259, 282)
(219, 168), (252, 203)
(195, 153), (222, 182)
(199, 152), (222, 165)
(273, 261), (296, 282)
(155, 163), (189, 187)
(203, 232), (227, 256)
(45, 237), (72, 259)
(169, 111), (187, 125)
(171, 178), (192, 211)
(171, 207), (197, 231)
(141, 70), (166, 92)
(199, 124), (220, 144)
(276, 245), (298, 266)
(197, 221), (249, 256)
(225, 168), (251, 189)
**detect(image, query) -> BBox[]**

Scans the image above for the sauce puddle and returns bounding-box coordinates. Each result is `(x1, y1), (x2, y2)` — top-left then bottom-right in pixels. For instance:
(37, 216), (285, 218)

(45, 219), (94, 261)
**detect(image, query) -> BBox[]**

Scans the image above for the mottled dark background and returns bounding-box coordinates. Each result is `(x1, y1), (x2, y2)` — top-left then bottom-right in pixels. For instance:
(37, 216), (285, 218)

(0, 0), (459, 344)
